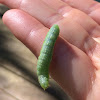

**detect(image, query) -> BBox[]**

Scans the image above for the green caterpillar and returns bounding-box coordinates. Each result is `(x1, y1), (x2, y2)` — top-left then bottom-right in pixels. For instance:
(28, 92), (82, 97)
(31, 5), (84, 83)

(37, 24), (59, 90)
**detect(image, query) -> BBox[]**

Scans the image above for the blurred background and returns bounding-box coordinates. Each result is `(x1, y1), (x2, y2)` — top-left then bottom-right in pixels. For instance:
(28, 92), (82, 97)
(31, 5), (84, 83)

(0, 4), (70, 100)
(96, 0), (100, 2)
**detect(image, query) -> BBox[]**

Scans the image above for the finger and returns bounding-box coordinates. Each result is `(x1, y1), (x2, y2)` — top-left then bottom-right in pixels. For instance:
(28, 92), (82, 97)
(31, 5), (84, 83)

(2, 0), (99, 36)
(1, 0), (63, 27)
(0, 0), (86, 50)
(42, 0), (100, 38)
(62, 9), (100, 38)
(3, 9), (47, 57)
(42, 0), (72, 13)
(2, 0), (100, 50)
(84, 37), (100, 70)
(50, 38), (95, 100)
(61, 0), (94, 12)
(61, 0), (100, 24)
(3, 10), (95, 99)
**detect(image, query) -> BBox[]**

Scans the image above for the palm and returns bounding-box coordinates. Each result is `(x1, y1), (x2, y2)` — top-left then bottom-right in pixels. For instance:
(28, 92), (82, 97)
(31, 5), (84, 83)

(50, 25), (100, 100)
(85, 37), (100, 100)
(1, 0), (100, 100)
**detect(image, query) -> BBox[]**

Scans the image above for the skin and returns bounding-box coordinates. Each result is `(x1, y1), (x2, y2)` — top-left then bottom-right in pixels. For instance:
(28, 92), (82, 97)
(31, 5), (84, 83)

(1, 0), (100, 99)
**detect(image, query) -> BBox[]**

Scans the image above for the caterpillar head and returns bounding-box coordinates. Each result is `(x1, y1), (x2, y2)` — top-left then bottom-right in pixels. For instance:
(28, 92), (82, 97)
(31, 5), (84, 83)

(38, 75), (49, 90)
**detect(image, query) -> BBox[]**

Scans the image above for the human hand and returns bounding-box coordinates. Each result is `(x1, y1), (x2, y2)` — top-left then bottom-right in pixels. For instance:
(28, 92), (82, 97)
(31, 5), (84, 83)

(1, 0), (100, 100)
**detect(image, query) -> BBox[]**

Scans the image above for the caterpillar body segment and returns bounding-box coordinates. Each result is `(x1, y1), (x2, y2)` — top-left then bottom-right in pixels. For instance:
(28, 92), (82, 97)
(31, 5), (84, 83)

(37, 25), (59, 90)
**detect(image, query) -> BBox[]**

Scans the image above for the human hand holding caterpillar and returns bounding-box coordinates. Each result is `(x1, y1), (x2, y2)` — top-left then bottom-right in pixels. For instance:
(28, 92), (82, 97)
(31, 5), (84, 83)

(1, 0), (100, 99)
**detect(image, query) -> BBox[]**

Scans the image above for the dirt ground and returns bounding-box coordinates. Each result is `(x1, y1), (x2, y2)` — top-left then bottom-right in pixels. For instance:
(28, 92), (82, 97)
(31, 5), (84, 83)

(0, 4), (70, 100)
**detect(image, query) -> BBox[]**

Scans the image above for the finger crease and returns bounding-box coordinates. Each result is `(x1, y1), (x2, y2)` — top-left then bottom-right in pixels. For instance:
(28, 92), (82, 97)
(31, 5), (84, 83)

(89, 25), (99, 37)
(58, 5), (73, 16)
(87, 1), (100, 15)
(45, 13), (64, 28)
(18, 0), (24, 9)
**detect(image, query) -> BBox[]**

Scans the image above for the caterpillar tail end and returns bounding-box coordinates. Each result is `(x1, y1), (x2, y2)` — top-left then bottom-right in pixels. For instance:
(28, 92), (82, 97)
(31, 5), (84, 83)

(38, 75), (49, 90)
